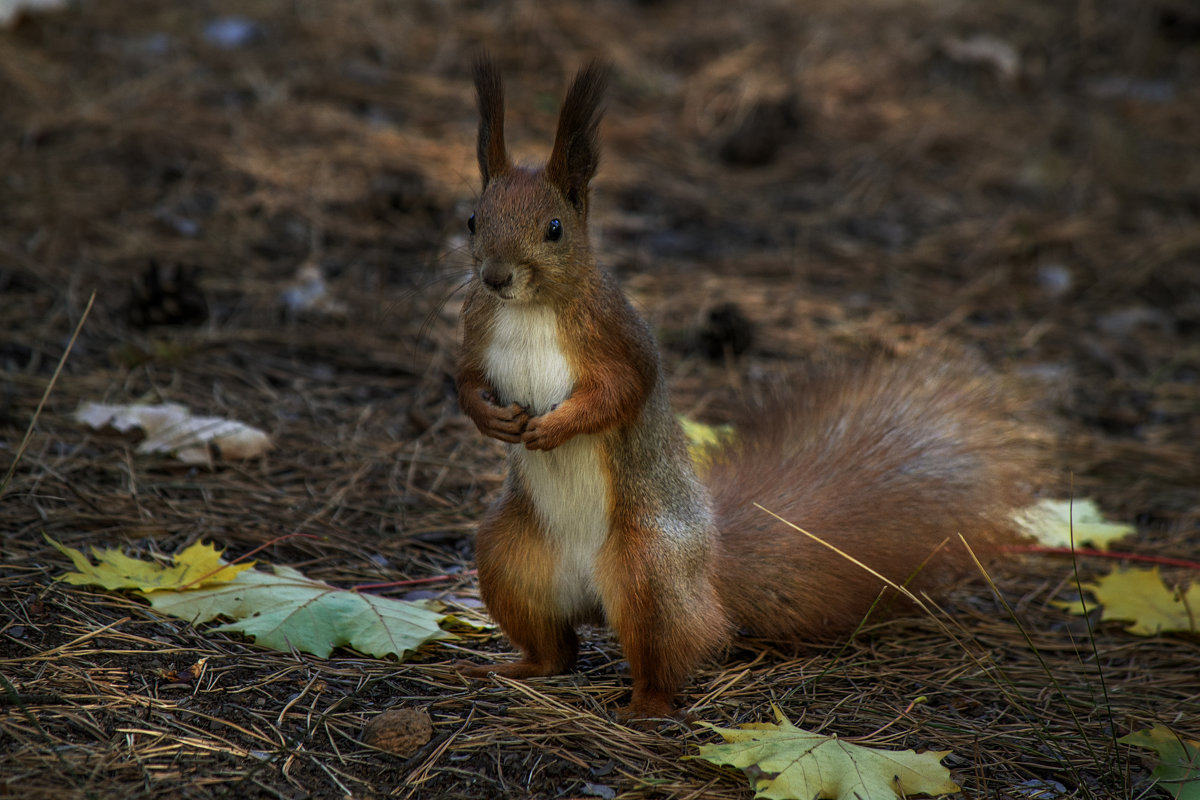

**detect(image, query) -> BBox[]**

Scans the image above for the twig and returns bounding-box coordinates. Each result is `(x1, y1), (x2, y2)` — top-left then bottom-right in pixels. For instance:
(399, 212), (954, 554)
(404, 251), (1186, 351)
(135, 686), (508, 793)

(0, 291), (95, 498)
(353, 570), (478, 592)
(1003, 545), (1200, 571)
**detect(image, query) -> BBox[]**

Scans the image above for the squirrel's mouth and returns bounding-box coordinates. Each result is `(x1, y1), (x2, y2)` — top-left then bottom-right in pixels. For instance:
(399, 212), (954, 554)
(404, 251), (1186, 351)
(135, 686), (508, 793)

(479, 269), (536, 303)
(484, 283), (517, 301)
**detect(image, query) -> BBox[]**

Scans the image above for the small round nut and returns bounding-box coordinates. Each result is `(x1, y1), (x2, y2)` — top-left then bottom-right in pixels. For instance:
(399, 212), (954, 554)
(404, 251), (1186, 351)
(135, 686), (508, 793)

(362, 707), (432, 756)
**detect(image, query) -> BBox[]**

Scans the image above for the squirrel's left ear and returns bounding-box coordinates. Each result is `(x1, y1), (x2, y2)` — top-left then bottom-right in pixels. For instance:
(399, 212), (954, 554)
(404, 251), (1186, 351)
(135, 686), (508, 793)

(546, 60), (610, 213)
(474, 53), (512, 189)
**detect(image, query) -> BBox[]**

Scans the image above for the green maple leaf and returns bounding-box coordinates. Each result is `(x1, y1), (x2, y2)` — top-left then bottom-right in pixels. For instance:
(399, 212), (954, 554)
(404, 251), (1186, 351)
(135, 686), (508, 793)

(146, 565), (455, 658)
(1120, 724), (1200, 800)
(696, 706), (959, 800)
(48, 536), (455, 660)
(46, 534), (254, 592)
(1057, 567), (1198, 635)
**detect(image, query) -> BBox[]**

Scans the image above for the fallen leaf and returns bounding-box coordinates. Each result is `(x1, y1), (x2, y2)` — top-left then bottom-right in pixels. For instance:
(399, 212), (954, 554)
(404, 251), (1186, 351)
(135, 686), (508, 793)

(1057, 567), (1198, 635)
(49, 539), (455, 660)
(0, 0), (68, 27)
(279, 263), (347, 320)
(1016, 498), (1135, 550)
(678, 416), (734, 471)
(696, 705), (959, 800)
(941, 34), (1020, 83)
(1120, 724), (1200, 800)
(46, 534), (254, 592)
(75, 401), (271, 464)
(158, 657), (209, 685)
(147, 565), (455, 658)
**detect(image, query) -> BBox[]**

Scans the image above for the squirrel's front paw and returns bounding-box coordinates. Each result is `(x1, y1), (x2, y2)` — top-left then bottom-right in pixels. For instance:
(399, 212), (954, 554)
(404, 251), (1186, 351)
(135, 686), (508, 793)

(472, 395), (530, 443)
(521, 414), (569, 450)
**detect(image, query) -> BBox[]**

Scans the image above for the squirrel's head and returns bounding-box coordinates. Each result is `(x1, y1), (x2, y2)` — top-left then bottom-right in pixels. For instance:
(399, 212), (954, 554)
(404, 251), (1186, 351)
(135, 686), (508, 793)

(468, 55), (610, 305)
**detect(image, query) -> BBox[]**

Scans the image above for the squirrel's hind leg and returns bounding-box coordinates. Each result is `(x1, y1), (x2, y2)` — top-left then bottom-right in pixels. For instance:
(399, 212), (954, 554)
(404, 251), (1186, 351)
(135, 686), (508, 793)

(600, 531), (731, 722)
(459, 491), (581, 679)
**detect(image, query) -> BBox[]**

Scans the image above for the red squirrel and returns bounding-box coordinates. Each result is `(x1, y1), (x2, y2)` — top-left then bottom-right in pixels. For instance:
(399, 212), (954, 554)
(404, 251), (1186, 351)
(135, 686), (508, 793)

(456, 56), (1036, 721)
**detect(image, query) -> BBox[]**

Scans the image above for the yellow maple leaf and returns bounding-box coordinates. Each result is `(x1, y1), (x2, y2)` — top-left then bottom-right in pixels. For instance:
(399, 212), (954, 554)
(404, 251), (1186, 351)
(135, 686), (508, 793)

(1057, 567), (1199, 635)
(46, 535), (254, 593)
(678, 416), (734, 471)
(696, 705), (959, 800)
(1016, 498), (1134, 550)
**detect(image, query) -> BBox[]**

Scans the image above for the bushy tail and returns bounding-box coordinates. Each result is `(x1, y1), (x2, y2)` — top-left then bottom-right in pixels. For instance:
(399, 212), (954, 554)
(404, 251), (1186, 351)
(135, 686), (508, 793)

(707, 353), (1042, 641)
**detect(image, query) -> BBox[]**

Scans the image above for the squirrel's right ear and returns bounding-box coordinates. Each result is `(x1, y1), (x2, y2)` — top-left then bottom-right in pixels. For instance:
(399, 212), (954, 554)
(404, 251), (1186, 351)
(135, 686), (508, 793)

(474, 54), (512, 189)
(547, 60), (610, 213)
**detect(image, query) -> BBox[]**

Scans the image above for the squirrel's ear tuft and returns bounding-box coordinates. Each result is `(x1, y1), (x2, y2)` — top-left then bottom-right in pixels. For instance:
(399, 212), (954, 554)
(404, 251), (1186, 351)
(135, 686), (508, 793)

(474, 53), (512, 189)
(547, 60), (610, 213)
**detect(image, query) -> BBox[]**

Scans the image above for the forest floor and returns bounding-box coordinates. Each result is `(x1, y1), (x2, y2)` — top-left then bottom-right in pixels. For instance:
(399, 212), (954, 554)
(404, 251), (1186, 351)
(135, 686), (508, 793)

(2, 0), (1198, 798)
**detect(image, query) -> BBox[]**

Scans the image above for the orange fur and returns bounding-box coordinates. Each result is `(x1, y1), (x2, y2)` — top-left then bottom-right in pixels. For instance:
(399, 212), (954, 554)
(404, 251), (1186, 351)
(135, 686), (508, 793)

(460, 489), (582, 679)
(455, 56), (1039, 721)
(709, 356), (1036, 641)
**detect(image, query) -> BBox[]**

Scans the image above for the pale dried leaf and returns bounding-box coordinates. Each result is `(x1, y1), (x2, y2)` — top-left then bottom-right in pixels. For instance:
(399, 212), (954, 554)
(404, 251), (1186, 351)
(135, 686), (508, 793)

(1016, 498), (1134, 551)
(75, 401), (271, 463)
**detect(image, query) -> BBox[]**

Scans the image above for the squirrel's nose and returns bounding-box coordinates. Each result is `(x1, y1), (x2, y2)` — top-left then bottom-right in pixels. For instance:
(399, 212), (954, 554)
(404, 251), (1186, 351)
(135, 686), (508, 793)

(481, 263), (514, 291)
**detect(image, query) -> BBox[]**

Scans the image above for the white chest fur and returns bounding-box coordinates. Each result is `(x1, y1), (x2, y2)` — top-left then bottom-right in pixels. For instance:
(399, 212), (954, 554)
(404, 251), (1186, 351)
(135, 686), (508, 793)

(484, 304), (610, 615)
(485, 304), (572, 415)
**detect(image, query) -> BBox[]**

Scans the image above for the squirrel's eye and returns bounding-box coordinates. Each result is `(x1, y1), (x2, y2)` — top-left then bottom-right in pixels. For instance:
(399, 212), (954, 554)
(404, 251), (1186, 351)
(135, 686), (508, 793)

(467, 213), (476, 234)
(546, 218), (563, 242)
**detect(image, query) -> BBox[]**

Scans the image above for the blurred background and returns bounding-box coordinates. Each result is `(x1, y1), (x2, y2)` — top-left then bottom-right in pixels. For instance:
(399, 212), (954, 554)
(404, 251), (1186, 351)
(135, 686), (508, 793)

(2, 1), (1197, 526)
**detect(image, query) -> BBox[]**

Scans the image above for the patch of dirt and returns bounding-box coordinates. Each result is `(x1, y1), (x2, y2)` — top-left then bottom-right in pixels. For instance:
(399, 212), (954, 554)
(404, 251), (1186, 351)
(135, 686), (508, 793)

(2, 0), (1198, 798)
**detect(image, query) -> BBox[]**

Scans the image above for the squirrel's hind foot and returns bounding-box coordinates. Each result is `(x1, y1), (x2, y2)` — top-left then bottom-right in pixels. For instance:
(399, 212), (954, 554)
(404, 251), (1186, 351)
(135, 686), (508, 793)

(454, 658), (569, 681)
